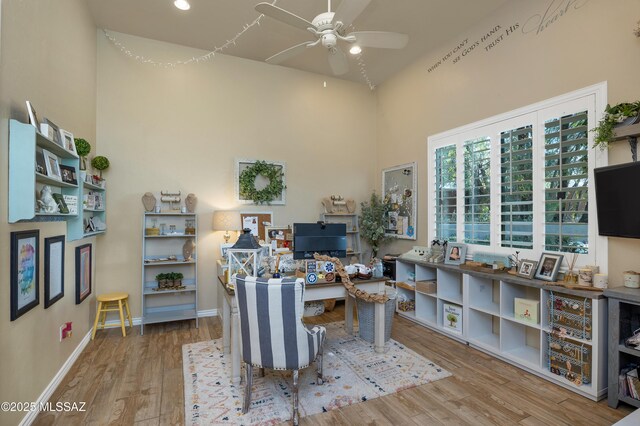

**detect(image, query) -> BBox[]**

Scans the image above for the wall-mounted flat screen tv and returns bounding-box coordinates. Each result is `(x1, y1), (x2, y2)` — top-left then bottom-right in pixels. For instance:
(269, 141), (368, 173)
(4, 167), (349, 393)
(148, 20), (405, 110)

(594, 161), (640, 238)
(293, 223), (347, 260)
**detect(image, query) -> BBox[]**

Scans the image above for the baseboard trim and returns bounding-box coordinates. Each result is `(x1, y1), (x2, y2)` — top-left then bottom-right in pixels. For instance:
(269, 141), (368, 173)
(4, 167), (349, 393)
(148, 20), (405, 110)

(98, 308), (218, 329)
(198, 308), (217, 318)
(19, 330), (92, 426)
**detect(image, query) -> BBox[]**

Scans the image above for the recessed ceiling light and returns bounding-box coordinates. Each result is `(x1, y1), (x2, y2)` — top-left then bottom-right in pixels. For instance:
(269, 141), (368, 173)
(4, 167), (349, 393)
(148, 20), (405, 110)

(174, 0), (191, 11)
(349, 46), (362, 55)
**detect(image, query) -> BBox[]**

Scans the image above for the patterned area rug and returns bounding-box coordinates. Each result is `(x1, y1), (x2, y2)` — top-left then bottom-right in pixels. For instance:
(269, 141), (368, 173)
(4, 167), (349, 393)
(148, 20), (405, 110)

(183, 321), (450, 425)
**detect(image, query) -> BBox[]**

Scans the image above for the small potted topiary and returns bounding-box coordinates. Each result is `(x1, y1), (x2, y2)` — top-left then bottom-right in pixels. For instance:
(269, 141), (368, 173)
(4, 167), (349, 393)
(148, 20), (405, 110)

(172, 272), (184, 287)
(156, 273), (169, 289)
(74, 138), (91, 171)
(91, 155), (110, 179)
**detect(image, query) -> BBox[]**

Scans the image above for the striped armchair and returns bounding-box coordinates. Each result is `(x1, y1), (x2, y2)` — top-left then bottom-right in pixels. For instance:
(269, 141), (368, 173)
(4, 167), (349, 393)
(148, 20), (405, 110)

(234, 275), (326, 425)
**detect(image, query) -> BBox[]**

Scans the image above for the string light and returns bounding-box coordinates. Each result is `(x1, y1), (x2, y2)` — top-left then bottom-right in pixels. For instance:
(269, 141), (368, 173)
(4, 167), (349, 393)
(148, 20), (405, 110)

(103, 0), (376, 89)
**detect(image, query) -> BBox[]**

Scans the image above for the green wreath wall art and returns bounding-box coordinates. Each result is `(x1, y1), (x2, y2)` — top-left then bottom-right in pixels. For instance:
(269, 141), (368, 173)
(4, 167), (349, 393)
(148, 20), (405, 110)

(238, 160), (286, 205)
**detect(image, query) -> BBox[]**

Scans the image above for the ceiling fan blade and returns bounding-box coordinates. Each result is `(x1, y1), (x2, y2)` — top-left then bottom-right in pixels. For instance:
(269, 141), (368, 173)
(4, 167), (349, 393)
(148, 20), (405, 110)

(266, 41), (315, 64)
(328, 47), (349, 75)
(255, 2), (315, 32)
(348, 31), (409, 49)
(332, 0), (371, 27)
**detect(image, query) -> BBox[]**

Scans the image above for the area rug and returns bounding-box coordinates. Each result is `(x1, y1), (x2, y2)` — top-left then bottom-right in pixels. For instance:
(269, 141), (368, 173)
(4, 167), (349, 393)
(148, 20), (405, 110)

(183, 321), (450, 425)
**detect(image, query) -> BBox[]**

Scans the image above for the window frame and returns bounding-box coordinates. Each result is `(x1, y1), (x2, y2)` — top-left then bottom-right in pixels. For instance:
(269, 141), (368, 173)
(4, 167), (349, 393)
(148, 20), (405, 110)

(427, 82), (608, 272)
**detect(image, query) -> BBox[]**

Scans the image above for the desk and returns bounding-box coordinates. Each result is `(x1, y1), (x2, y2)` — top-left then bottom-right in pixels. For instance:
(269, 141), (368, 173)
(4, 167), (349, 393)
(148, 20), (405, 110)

(218, 277), (388, 383)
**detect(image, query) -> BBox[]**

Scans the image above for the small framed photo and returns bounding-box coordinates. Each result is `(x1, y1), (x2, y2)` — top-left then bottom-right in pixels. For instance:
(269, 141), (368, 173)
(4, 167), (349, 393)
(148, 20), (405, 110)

(52, 193), (69, 214)
(220, 243), (233, 261)
(44, 235), (65, 308)
(75, 243), (92, 304)
(42, 118), (62, 146)
(42, 149), (62, 181)
(534, 253), (564, 282)
(59, 164), (78, 185)
(10, 230), (40, 321)
(59, 129), (77, 155)
(517, 259), (538, 279)
(26, 101), (40, 128)
(444, 243), (466, 265)
(35, 150), (47, 175)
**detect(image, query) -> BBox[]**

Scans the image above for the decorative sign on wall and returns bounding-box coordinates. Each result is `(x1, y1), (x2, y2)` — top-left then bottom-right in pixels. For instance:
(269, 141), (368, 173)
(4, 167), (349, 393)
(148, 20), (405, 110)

(427, 0), (590, 75)
(235, 159), (286, 205)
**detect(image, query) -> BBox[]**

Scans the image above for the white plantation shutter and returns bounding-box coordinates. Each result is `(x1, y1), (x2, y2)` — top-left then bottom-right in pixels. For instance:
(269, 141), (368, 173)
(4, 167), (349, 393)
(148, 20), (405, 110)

(434, 145), (457, 242)
(500, 125), (534, 249)
(463, 137), (491, 246)
(544, 111), (589, 253)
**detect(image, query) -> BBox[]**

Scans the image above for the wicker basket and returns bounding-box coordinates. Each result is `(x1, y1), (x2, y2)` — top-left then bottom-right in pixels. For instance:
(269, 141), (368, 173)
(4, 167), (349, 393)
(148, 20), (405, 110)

(355, 288), (397, 344)
(397, 300), (415, 312)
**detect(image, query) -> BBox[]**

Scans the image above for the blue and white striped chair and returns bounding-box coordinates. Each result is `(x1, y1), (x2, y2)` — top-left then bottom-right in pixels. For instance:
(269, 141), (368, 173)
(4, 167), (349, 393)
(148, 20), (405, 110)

(234, 275), (326, 425)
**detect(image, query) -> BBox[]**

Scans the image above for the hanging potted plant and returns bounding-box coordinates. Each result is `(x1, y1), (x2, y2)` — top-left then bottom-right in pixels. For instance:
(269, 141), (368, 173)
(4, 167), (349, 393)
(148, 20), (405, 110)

(359, 191), (392, 260)
(74, 138), (91, 171)
(592, 101), (640, 150)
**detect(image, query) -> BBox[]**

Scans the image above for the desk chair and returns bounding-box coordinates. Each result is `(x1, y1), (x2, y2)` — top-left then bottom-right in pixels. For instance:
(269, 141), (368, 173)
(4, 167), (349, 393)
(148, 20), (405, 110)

(234, 275), (325, 425)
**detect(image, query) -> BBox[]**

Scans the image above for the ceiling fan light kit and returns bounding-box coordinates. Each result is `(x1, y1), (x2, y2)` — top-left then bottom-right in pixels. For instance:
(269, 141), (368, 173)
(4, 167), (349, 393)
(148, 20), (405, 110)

(174, 0), (190, 11)
(255, 0), (408, 76)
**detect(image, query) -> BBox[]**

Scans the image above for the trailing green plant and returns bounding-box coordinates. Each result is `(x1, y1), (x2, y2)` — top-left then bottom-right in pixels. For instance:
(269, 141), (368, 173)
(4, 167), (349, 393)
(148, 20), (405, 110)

(592, 101), (640, 150)
(238, 160), (285, 204)
(91, 155), (110, 178)
(74, 138), (91, 170)
(359, 191), (392, 260)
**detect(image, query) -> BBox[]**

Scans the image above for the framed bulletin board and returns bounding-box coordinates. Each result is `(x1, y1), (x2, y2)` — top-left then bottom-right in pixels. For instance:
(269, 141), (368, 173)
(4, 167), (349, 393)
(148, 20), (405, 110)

(239, 212), (273, 242)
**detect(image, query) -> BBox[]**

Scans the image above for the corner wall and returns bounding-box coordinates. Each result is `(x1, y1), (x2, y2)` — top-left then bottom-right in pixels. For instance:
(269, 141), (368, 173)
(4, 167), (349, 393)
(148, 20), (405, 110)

(376, 0), (640, 283)
(0, 0), (97, 424)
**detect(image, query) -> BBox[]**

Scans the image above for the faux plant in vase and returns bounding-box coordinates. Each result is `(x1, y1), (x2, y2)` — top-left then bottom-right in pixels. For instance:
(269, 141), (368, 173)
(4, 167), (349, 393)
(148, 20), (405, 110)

(592, 101), (640, 150)
(91, 155), (110, 179)
(74, 138), (91, 171)
(359, 191), (392, 260)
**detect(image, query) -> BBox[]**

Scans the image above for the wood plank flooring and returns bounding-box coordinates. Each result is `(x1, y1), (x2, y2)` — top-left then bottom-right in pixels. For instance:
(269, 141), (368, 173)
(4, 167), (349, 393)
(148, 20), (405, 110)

(34, 302), (633, 425)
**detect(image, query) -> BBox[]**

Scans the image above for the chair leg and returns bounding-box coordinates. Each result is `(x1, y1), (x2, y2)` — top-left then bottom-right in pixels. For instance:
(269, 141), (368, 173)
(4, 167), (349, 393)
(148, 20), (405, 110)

(242, 364), (253, 414)
(118, 300), (127, 337)
(259, 367), (265, 377)
(316, 342), (324, 385)
(91, 301), (103, 340)
(124, 298), (133, 328)
(292, 369), (299, 426)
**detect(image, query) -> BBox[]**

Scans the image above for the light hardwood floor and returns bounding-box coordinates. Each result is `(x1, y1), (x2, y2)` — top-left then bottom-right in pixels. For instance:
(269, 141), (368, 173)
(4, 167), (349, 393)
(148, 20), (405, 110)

(34, 303), (632, 425)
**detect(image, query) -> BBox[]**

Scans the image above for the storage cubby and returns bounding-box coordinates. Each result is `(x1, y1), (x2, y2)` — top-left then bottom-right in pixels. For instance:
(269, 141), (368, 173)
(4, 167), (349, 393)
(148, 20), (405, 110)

(395, 260), (416, 284)
(415, 292), (437, 325)
(468, 275), (499, 315)
(468, 309), (500, 351)
(501, 281), (541, 324)
(502, 319), (541, 368)
(415, 264), (437, 281)
(437, 268), (462, 304)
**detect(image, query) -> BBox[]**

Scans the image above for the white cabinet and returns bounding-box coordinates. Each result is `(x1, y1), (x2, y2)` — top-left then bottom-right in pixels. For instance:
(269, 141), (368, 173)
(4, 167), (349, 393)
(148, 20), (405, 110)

(395, 258), (607, 401)
(141, 213), (198, 334)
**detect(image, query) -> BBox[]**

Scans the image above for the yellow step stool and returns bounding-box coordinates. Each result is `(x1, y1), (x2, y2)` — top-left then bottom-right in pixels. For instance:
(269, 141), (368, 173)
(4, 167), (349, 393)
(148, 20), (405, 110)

(91, 292), (133, 340)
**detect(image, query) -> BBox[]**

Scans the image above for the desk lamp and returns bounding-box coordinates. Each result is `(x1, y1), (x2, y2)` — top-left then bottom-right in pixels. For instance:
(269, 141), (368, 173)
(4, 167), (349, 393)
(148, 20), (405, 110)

(213, 210), (241, 243)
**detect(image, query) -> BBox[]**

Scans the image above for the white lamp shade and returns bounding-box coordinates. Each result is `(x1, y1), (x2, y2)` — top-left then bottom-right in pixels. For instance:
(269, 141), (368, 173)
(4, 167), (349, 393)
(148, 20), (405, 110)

(212, 210), (241, 232)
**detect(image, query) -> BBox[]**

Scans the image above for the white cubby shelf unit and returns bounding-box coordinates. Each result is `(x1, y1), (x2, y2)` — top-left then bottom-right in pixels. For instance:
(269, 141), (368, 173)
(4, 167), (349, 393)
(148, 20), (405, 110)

(394, 258), (607, 401)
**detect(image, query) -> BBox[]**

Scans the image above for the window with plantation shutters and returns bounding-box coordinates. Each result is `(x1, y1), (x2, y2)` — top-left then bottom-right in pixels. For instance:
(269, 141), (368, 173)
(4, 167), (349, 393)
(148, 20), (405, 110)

(434, 145), (457, 242)
(463, 137), (491, 246)
(544, 111), (589, 253)
(428, 83), (606, 270)
(500, 125), (533, 249)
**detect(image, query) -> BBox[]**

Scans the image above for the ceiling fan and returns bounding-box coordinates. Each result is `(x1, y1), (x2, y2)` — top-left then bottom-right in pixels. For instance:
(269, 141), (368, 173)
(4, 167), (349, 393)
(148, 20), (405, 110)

(255, 0), (409, 75)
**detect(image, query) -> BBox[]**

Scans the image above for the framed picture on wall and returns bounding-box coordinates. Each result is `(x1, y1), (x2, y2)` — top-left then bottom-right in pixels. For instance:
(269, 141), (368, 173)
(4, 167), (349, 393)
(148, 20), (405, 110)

(10, 230), (40, 321)
(382, 162), (417, 240)
(44, 235), (65, 308)
(75, 243), (92, 304)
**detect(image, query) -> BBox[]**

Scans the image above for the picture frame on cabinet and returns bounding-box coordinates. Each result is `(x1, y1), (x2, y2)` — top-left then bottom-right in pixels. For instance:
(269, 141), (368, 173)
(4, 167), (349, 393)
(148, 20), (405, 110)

(59, 129), (76, 155)
(220, 243), (233, 261)
(59, 164), (77, 185)
(42, 118), (62, 146)
(444, 243), (466, 265)
(517, 259), (538, 279)
(26, 101), (40, 129)
(10, 230), (40, 321)
(35, 150), (47, 175)
(51, 193), (69, 214)
(44, 235), (65, 309)
(75, 243), (92, 304)
(534, 253), (564, 282)
(42, 149), (62, 181)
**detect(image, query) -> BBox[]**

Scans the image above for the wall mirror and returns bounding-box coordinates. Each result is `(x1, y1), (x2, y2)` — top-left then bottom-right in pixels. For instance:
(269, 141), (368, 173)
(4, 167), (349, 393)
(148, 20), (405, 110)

(382, 162), (417, 240)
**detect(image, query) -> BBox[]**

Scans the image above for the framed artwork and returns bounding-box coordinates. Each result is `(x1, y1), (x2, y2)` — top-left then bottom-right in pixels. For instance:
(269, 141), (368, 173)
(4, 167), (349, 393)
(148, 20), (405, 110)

(42, 118), (62, 146)
(220, 243), (233, 261)
(51, 193), (69, 214)
(26, 100), (40, 128)
(10, 230), (40, 321)
(239, 211), (273, 241)
(260, 243), (273, 258)
(265, 225), (291, 250)
(382, 162), (417, 240)
(44, 235), (65, 308)
(42, 149), (62, 181)
(36, 150), (47, 175)
(59, 129), (77, 155)
(534, 253), (564, 282)
(75, 243), (92, 304)
(444, 243), (466, 265)
(59, 164), (78, 185)
(235, 159), (286, 205)
(517, 259), (538, 279)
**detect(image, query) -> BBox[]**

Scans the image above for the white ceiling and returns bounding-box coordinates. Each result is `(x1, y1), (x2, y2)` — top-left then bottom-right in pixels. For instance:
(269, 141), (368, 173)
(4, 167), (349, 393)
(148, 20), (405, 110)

(87, 0), (511, 86)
